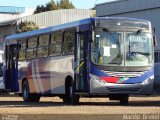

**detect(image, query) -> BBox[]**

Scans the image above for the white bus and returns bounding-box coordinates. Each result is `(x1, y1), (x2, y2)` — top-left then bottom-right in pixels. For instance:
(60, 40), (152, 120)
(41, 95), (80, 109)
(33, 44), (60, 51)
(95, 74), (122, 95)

(4, 17), (155, 105)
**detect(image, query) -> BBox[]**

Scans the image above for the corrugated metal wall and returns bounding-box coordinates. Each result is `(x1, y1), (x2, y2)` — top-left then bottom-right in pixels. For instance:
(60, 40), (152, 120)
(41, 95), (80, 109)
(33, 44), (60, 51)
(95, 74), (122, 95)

(96, 0), (160, 51)
(96, 0), (160, 17)
(21, 9), (94, 28)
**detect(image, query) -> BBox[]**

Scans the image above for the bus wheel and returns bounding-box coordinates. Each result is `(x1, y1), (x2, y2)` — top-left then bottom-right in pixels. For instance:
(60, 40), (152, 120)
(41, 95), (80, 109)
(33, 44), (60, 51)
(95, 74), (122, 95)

(62, 80), (72, 103)
(120, 96), (129, 105)
(71, 92), (80, 105)
(22, 80), (40, 102)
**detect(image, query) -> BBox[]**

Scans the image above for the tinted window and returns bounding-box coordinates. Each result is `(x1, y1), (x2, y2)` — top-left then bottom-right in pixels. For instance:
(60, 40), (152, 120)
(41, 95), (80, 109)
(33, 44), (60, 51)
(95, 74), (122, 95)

(19, 51), (25, 61)
(26, 49), (36, 60)
(18, 39), (27, 61)
(28, 37), (37, 48)
(49, 31), (62, 56)
(37, 47), (48, 58)
(51, 31), (62, 44)
(62, 28), (75, 55)
(49, 45), (61, 56)
(39, 34), (49, 47)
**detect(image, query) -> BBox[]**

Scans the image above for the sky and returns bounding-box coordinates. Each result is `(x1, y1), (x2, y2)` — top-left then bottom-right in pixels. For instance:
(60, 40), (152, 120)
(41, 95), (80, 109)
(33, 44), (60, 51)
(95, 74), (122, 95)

(0, 0), (117, 9)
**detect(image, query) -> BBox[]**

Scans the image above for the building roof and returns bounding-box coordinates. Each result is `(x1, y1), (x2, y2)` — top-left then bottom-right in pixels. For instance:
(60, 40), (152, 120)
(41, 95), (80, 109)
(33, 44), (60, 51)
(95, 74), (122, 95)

(0, 6), (25, 14)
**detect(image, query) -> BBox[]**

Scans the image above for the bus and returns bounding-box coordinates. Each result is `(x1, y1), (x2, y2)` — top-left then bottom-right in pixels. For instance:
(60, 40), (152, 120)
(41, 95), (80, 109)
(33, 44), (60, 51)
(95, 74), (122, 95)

(4, 17), (155, 105)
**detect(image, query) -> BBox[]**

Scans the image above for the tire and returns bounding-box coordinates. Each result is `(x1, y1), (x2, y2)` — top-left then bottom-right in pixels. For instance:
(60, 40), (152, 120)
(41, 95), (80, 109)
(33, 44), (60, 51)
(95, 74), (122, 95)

(62, 80), (80, 105)
(62, 82), (72, 103)
(22, 80), (40, 102)
(71, 92), (80, 105)
(120, 96), (129, 105)
(70, 82), (80, 105)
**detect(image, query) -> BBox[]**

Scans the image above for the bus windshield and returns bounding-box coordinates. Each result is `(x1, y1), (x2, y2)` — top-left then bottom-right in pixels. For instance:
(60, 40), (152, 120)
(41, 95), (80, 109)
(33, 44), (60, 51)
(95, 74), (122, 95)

(91, 30), (123, 66)
(125, 32), (153, 66)
(91, 29), (153, 67)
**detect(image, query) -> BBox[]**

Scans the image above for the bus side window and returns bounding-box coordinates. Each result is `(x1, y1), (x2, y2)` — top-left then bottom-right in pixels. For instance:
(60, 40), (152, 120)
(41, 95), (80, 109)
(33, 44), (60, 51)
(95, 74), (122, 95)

(38, 34), (49, 47)
(18, 39), (26, 61)
(37, 47), (48, 58)
(26, 36), (38, 60)
(49, 31), (62, 56)
(26, 49), (36, 60)
(28, 37), (37, 49)
(62, 28), (76, 55)
(37, 34), (49, 58)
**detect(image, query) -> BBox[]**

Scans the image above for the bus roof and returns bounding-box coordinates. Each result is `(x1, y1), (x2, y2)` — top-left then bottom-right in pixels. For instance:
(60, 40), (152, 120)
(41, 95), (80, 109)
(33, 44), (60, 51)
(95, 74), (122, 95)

(5, 17), (149, 41)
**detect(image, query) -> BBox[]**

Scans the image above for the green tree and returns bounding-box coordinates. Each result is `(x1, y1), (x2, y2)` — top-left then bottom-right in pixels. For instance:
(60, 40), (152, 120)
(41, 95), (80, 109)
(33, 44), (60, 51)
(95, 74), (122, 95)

(57, 0), (75, 9)
(34, 5), (46, 14)
(46, 0), (58, 11)
(16, 21), (39, 33)
(34, 0), (75, 14)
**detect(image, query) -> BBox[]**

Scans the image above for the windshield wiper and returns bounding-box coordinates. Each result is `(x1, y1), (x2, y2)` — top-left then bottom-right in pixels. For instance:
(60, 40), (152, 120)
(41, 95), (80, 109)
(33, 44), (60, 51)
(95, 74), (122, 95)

(136, 29), (142, 35)
(131, 51), (150, 56)
(102, 28), (110, 32)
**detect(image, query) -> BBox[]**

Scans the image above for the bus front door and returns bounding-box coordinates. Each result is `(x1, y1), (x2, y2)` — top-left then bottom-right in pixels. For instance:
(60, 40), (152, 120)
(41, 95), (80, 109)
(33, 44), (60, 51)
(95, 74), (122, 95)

(5, 44), (19, 92)
(74, 31), (89, 92)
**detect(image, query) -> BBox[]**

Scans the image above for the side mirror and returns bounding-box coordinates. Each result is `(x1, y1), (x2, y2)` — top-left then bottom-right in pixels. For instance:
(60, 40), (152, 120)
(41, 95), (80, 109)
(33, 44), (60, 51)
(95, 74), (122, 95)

(153, 35), (157, 47)
(152, 27), (157, 47)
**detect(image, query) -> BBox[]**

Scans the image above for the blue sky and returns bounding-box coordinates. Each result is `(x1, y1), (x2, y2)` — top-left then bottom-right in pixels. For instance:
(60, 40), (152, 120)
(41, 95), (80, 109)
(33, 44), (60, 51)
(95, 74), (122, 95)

(0, 0), (116, 9)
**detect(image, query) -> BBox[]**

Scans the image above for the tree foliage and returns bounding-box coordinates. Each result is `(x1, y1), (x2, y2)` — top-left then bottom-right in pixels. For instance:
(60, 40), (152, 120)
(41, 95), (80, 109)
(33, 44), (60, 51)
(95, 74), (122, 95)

(57, 0), (75, 9)
(16, 21), (39, 33)
(46, 0), (58, 11)
(34, 0), (75, 14)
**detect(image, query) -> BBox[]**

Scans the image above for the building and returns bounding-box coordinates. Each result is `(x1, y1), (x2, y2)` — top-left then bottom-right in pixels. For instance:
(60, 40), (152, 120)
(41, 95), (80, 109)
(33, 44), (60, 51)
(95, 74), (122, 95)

(96, 0), (160, 61)
(0, 6), (34, 50)
(0, 19), (18, 50)
(21, 9), (94, 28)
(0, 6), (34, 22)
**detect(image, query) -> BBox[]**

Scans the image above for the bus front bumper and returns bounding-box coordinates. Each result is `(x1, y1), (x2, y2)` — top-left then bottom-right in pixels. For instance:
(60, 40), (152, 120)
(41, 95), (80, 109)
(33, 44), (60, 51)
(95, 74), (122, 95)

(90, 75), (154, 95)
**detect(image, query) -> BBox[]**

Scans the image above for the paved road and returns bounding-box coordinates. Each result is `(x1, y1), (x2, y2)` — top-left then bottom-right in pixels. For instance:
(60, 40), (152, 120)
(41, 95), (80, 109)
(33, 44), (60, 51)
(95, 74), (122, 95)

(0, 96), (159, 120)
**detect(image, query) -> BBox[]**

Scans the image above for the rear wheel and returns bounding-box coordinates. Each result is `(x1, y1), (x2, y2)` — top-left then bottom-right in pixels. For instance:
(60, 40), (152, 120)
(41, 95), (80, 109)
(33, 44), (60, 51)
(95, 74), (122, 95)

(22, 80), (40, 102)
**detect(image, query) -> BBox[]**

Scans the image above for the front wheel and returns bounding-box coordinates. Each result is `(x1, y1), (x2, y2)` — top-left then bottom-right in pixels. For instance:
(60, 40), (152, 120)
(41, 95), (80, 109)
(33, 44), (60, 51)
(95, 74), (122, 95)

(71, 91), (80, 105)
(22, 80), (40, 102)
(62, 84), (72, 103)
(63, 81), (80, 105)
(120, 96), (129, 105)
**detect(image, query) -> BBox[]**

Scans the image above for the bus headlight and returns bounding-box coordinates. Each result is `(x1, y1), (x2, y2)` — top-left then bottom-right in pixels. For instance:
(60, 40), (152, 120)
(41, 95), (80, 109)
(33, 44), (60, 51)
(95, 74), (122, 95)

(142, 76), (154, 85)
(90, 74), (106, 84)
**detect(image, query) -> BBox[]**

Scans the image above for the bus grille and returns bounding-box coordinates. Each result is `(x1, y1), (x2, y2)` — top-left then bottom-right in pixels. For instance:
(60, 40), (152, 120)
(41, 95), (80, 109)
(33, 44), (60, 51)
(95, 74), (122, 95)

(102, 70), (147, 78)
(107, 87), (141, 92)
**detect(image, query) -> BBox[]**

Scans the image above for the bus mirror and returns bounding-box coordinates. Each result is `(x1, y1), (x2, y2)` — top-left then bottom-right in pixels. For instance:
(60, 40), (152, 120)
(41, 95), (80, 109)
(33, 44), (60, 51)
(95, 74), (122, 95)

(152, 28), (157, 47)
(153, 35), (157, 47)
